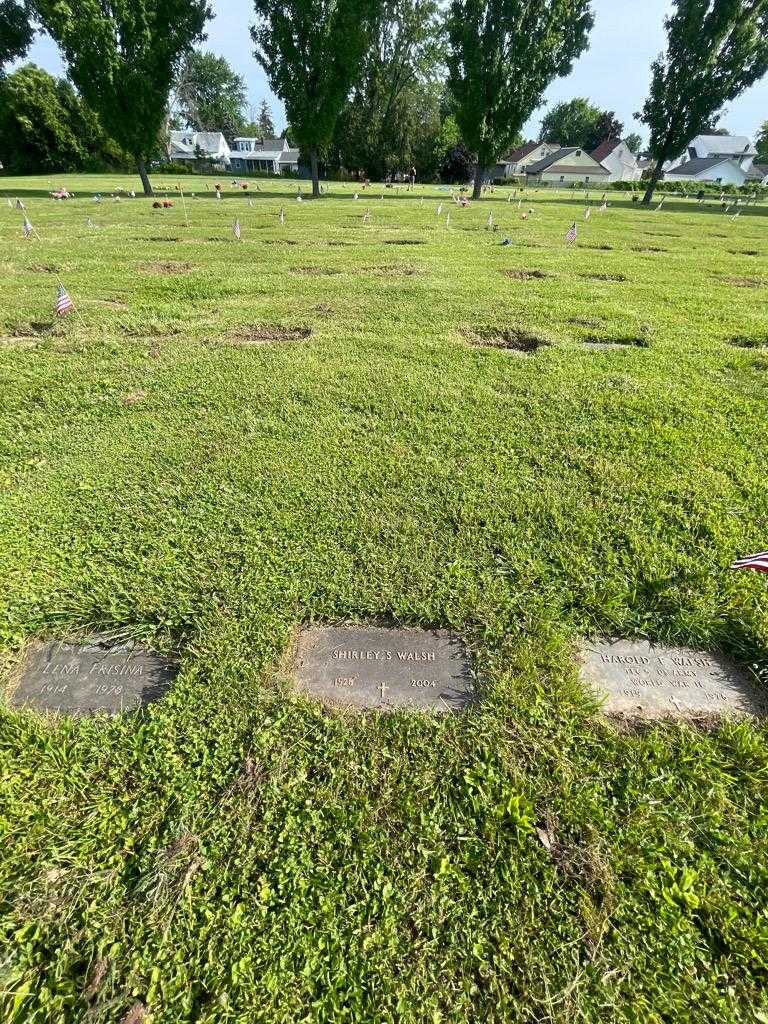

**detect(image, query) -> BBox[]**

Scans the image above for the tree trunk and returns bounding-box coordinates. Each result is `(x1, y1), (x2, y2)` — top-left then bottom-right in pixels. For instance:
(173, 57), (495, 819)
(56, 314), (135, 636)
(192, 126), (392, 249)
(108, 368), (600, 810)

(641, 157), (665, 205)
(136, 158), (154, 197)
(472, 161), (484, 199)
(309, 147), (320, 197)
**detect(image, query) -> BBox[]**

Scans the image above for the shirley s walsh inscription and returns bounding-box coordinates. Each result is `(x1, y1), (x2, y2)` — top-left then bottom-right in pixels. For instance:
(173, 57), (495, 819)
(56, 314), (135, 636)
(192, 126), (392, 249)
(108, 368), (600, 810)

(9, 636), (178, 715)
(294, 626), (474, 711)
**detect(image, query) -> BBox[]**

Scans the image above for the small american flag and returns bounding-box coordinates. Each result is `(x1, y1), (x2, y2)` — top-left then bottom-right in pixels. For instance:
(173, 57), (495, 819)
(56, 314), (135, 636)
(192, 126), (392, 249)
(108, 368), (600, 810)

(16, 198), (25, 210)
(233, 219), (241, 240)
(487, 212), (493, 229)
(279, 207), (285, 225)
(565, 222), (577, 243)
(215, 191), (222, 201)
(362, 210), (370, 224)
(23, 217), (33, 238)
(730, 551), (768, 573)
(600, 201), (608, 213)
(55, 284), (75, 316)
(584, 207), (591, 220)
(86, 217), (93, 227)
(353, 193), (359, 200)
(437, 203), (442, 215)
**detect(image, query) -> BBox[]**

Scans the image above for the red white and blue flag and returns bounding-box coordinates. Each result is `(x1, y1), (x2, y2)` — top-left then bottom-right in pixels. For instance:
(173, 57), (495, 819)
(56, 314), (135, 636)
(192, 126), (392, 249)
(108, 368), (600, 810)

(55, 284), (75, 316)
(565, 222), (577, 243)
(730, 551), (768, 573)
(233, 219), (241, 240)
(23, 217), (33, 238)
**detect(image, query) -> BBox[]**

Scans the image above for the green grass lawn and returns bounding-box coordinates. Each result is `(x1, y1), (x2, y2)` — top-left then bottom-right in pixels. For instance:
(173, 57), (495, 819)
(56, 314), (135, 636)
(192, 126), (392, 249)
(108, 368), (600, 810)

(1, 172), (767, 1024)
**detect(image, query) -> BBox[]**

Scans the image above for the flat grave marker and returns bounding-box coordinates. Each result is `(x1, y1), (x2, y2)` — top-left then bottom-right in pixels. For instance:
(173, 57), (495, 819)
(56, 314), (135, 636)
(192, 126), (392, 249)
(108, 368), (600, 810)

(579, 639), (767, 719)
(294, 625), (474, 712)
(8, 636), (178, 716)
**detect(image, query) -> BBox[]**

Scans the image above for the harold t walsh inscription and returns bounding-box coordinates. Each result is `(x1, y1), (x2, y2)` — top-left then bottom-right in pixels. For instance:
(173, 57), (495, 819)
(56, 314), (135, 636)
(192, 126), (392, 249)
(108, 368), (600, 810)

(294, 626), (474, 711)
(579, 639), (767, 719)
(9, 636), (178, 715)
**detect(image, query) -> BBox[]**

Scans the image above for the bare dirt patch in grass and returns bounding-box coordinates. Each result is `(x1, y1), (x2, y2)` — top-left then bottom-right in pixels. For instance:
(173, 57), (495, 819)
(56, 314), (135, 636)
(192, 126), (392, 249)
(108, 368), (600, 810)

(582, 244), (614, 251)
(266, 239), (299, 246)
(464, 326), (549, 353)
(730, 336), (768, 348)
(723, 275), (766, 289)
(583, 335), (648, 349)
(569, 316), (604, 328)
(291, 266), (343, 276)
(313, 303), (334, 316)
(632, 246), (667, 253)
(365, 265), (418, 277)
(580, 272), (628, 282)
(503, 269), (554, 281)
(385, 239), (426, 246)
(120, 389), (148, 404)
(145, 236), (181, 243)
(729, 250), (761, 257)
(28, 263), (57, 274)
(229, 325), (313, 345)
(140, 261), (193, 275)
(0, 320), (56, 347)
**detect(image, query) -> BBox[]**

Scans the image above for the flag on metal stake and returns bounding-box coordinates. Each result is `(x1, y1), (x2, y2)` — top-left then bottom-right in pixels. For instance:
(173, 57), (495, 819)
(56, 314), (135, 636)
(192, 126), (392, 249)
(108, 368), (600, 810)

(55, 284), (75, 316)
(565, 222), (577, 244)
(233, 219), (241, 240)
(279, 207), (285, 225)
(730, 551), (768, 572)
(16, 198), (25, 210)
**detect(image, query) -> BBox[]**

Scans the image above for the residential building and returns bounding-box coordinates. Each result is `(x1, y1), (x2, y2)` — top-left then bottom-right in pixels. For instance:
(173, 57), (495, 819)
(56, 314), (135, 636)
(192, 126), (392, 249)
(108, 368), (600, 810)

(524, 147), (610, 185)
(590, 138), (642, 182)
(495, 141), (560, 179)
(664, 134), (758, 184)
(229, 136), (301, 174)
(168, 131), (231, 168)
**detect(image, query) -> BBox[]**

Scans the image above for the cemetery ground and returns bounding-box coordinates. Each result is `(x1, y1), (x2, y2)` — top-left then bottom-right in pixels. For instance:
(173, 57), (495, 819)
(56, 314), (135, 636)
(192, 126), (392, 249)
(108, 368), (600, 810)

(1, 173), (767, 1024)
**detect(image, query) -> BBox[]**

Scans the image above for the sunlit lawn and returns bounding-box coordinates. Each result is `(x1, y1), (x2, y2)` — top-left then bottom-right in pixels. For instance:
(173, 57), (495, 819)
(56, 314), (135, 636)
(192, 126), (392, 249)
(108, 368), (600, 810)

(1, 173), (767, 1023)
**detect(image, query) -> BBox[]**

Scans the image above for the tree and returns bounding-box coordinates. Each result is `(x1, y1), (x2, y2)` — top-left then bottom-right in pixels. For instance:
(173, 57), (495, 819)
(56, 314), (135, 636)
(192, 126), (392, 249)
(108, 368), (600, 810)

(33, 0), (212, 196)
(175, 50), (247, 141)
(637, 0), (768, 204)
(584, 109), (623, 151)
(440, 137), (474, 182)
(625, 132), (642, 155)
(330, 0), (444, 180)
(446, 0), (594, 199)
(540, 97), (600, 146)
(252, 0), (382, 196)
(0, 63), (123, 172)
(0, 0), (33, 73)
(757, 120), (768, 162)
(256, 98), (275, 136)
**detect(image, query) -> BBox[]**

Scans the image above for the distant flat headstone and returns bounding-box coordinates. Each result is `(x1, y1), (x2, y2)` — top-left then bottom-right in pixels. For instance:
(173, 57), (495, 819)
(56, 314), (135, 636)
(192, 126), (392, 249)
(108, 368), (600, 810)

(579, 639), (767, 719)
(294, 626), (474, 711)
(8, 636), (177, 715)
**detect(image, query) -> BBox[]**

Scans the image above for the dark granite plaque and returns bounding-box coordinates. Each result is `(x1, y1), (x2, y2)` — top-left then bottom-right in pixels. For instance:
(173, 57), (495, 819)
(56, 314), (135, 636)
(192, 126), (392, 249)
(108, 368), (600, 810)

(8, 636), (177, 715)
(579, 639), (767, 719)
(294, 626), (474, 711)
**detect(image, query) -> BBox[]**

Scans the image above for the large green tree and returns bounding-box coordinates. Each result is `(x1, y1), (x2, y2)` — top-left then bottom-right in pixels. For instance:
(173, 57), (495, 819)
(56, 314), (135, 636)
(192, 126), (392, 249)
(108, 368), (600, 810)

(637, 0), (768, 204)
(175, 50), (247, 141)
(251, 0), (382, 195)
(0, 0), (33, 72)
(755, 119), (768, 162)
(447, 0), (594, 199)
(33, 0), (212, 195)
(0, 63), (123, 172)
(331, 0), (443, 180)
(540, 97), (623, 151)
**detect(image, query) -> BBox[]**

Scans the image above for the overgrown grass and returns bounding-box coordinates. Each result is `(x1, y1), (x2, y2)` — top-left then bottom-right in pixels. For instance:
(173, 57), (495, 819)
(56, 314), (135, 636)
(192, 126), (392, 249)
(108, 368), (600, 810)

(1, 174), (767, 1024)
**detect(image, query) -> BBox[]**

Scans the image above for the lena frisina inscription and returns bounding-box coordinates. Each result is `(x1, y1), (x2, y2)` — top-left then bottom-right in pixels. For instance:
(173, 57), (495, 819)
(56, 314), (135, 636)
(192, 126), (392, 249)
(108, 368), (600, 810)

(8, 636), (178, 715)
(579, 639), (767, 719)
(294, 626), (474, 711)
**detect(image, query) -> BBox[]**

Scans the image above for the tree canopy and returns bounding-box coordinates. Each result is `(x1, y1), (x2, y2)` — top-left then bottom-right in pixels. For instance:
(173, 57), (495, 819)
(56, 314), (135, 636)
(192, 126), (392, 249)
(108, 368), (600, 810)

(0, 0), (33, 72)
(0, 63), (123, 173)
(33, 0), (213, 194)
(540, 97), (624, 151)
(637, 0), (768, 203)
(756, 119), (768, 162)
(175, 50), (248, 141)
(446, 0), (594, 198)
(252, 0), (382, 195)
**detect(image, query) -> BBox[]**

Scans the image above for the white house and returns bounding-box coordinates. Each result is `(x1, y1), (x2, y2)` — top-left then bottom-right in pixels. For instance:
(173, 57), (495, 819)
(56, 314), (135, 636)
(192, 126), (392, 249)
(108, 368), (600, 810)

(524, 147), (610, 185)
(665, 134), (758, 184)
(590, 138), (642, 182)
(665, 156), (748, 185)
(229, 136), (301, 174)
(495, 141), (560, 178)
(168, 131), (231, 168)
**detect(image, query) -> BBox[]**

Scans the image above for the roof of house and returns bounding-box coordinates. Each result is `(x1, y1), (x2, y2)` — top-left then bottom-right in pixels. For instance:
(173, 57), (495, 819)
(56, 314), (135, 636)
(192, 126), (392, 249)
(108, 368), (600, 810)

(525, 147), (609, 175)
(278, 149), (300, 163)
(746, 163), (768, 179)
(501, 141), (541, 163)
(666, 156), (740, 176)
(169, 130), (228, 156)
(590, 138), (622, 163)
(694, 134), (755, 156)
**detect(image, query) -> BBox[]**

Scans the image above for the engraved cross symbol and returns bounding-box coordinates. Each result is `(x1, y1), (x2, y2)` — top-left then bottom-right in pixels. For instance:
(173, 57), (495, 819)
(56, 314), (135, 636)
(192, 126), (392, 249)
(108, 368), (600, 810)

(379, 681), (389, 702)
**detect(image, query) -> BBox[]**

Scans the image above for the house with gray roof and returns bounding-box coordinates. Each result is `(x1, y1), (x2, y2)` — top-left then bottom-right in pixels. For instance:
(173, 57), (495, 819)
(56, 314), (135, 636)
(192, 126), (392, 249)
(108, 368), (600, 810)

(229, 136), (301, 174)
(524, 147), (610, 185)
(168, 131), (231, 168)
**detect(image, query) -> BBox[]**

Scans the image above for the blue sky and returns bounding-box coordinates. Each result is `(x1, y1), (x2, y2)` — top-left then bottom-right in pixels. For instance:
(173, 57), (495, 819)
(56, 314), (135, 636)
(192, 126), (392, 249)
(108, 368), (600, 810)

(18, 0), (768, 143)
